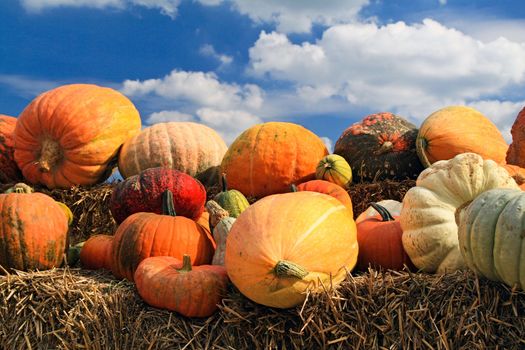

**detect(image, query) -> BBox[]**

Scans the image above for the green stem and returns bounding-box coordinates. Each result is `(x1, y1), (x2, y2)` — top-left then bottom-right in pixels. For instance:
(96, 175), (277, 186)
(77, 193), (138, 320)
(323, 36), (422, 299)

(273, 260), (308, 279)
(177, 254), (193, 273)
(370, 202), (395, 222)
(162, 190), (177, 216)
(290, 184), (298, 193)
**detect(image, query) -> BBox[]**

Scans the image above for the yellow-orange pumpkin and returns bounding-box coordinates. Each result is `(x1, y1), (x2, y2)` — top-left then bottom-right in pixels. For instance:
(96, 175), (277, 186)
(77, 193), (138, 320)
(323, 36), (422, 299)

(80, 234), (113, 270)
(0, 114), (22, 183)
(221, 122), (328, 199)
(14, 84), (142, 189)
(294, 180), (353, 214)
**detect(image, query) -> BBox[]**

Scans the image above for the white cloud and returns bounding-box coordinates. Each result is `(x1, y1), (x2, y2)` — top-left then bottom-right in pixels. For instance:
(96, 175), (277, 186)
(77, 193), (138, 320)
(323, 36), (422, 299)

(438, 0), (447, 5)
(147, 110), (194, 123)
(199, 44), (233, 66)
(0, 74), (64, 99)
(320, 136), (333, 153)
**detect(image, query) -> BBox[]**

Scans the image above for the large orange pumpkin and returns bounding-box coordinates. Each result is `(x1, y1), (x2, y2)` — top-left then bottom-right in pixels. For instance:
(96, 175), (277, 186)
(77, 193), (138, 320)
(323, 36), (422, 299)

(118, 122), (227, 187)
(0, 190), (69, 270)
(80, 234), (113, 270)
(111, 190), (215, 281)
(14, 84), (142, 189)
(0, 114), (22, 183)
(416, 106), (508, 167)
(507, 106), (525, 167)
(221, 122), (329, 199)
(294, 180), (353, 214)
(225, 191), (358, 308)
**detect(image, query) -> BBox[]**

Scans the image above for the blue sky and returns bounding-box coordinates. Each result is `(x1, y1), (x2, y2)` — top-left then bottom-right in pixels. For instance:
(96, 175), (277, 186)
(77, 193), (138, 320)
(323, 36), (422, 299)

(1, 0), (525, 151)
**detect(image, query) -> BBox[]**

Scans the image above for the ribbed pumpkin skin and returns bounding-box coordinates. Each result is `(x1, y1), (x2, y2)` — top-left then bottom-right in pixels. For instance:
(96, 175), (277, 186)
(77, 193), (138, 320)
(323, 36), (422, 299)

(506, 106), (525, 167)
(111, 212), (215, 281)
(118, 122), (227, 187)
(416, 106), (508, 167)
(225, 191), (358, 309)
(315, 154), (352, 188)
(13, 84), (142, 189)
(0, 192), (68, 270)
(0, 115), (22, 183)
(334, 113), (423, 181)
(80, 234), (113, 270)
(110, 167), (206, 224)
(212, 217), (236, 265)
(458, 189), (525, 289)
(134, 256), (228, 317)
(221, 122), (329, 199)
(296, 180), (353, 215)
(213, 190), (249, 218)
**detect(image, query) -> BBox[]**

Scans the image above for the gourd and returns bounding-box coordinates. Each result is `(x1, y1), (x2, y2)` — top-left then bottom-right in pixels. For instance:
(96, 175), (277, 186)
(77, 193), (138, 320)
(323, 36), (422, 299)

(213, 174), (249, 218)
(315, 154), (352, 188)
(206, 200), (236, 266)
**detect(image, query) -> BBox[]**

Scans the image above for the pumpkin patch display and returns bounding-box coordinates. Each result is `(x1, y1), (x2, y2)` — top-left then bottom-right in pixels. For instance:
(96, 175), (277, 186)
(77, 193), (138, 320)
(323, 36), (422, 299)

(334, 112), (423, 181)
(416, 106), (508, 168)
(134, 255), (228, 318)
(315, 154), (353, 188)
(356, 203), (413, 271)
(220, 122), (329, 199)
(458, 188), (525, 289)
(13, 84), (142, 189)
(111, 190), (215, 281)
(110, 167), (206, 224)
(213, 174), (249, 218)
(0, 187), (69, 271)
(506, 106), (525, 167)
(118, 122), (227, 187)
(400, 153), (519, 274)
(293, 180), (353, 214)
(225, 191), (358, 309)
(80, 234), (113, 270)
(0, 114), (22, 183)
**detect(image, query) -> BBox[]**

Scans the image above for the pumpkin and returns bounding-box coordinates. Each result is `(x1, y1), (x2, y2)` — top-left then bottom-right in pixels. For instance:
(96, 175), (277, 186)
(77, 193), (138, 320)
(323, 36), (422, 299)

(416, 106), (508, 168)
(356, 203), (414, 271)
(501, 164), (525, 190)
(206, 200), (236, 266)
(118, 122), (227, 187)
(111, 190), (215, 281)
(294, 180), (353, 214)
(225, 191), (358, 308)
(356, 200), (402, 224)
(400, 153), (519, 274)
(134, 255), (228, 318)
(506, 106), (525, 167)
(221, 122), (328, 199)
(0, 188), (69, 271)
(0, 114), (22, 183)
(315, 154), (352, 188)
(110, 167), (206, 224)
(334, 112), (423, 181)
(213, 174), (249, 218)
(80, 234), (113, 270)
(458, 188), (525, 289)
(13, 84), (141, 189)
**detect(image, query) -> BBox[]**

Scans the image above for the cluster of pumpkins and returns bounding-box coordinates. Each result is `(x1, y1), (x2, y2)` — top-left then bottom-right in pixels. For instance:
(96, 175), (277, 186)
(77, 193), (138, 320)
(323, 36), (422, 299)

(1, 83), (525, 318)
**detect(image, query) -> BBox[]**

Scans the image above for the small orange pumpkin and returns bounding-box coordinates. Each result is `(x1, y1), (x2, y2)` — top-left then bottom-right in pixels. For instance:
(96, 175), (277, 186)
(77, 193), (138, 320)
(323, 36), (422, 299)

(80, 234), (113, 270)
(0, 114), (22, 183)
(294, 180), (353, 215)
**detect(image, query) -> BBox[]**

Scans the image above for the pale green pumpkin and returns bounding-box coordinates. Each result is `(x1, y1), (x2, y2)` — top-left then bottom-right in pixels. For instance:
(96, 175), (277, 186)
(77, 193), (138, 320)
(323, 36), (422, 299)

(315, 154), (353, 189)
(213, 174), (249, 218)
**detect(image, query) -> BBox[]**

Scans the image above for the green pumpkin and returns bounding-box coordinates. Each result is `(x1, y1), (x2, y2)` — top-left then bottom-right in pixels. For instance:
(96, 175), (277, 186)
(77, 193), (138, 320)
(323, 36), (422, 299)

(458, 188), (525, 289)
(213, 174), (249, 218)
(315, 154), (352, 189)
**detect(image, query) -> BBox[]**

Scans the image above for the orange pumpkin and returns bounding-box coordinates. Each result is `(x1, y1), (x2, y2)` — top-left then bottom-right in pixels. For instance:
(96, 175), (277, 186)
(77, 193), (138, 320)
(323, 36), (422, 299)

(0, 190), (69, 270)
(118, 122), (227, 187)
(416, 106), (508, 167)
(221, 122), (328, 199)
(80, 234), (113, 270)
(294, 180), (353, 215)
(225, 191), (358, 308)
(0, 114), (22, 183)
(111, 190), (215, 281)
(507, 106), (525, 167)
(14, 84), (141, 189)
(134, 255), (228, 318)
(356, 203), (414, 271)
(502, 164), (525, 190)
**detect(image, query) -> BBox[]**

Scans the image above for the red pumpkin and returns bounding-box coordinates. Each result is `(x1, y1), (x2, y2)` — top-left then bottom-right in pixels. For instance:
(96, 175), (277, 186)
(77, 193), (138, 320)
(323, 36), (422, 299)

(507, 107), (525, 167)
(110, 167), (206, 224)
(356, 203), (414, 271)
(294, 180), (353, 215)
(0, 115), (22, 183)
(80, 234), (113, 270)
(134, 255), (228, 317)
(111, 190), (215, 281)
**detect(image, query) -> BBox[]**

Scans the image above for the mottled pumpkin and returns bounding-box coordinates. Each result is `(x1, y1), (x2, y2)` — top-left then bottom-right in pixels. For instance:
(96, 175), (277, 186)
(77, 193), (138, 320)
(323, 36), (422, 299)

(80, 234), (113, 270)
(134, 255), (228, 317)
(0, 191), (69, 271)
(506, 106), (525, 167)
(315, 154), (352, 188)
(0, 114), (22, 183)
(294, 180), (353, 214)
(416, 106), (508, 168)
(221, 122), (328, 199)
(13, 84), (141, 189)
(213, 174), (249, 218)
(110, 167), (206, 224)
(111, 190), (215, 281)
(225, 191), (358, 308)
(334, 112), (423, 181)
(118, 122), (227, 187)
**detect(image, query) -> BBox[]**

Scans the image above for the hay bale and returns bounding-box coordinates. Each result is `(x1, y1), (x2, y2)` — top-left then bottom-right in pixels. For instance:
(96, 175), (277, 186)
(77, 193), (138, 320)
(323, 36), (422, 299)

(1, 267), (524, 349)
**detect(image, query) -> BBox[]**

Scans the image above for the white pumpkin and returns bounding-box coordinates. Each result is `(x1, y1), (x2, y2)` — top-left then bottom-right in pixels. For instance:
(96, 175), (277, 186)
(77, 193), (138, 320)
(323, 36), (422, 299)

(400, 153), (519, 274)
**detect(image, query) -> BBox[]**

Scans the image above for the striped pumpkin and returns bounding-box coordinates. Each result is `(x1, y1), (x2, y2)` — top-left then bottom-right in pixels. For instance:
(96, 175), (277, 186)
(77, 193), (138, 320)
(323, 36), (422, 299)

(315, 154), (352, 188)
(118, 122), (227, 187)
(0, 115), (22, 183)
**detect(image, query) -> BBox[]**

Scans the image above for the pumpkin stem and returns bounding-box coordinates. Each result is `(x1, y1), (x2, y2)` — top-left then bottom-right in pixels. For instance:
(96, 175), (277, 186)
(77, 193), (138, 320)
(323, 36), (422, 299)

(39, 137), (63, 172)
(273, 260), (308, 279)
(370, 202), (395, 222)
(290, 184), (298, 192)
(161, 190), (177, 216)
(4, 183), (34, 194)
(177, 254), (193, 273)
(221, 173), (228, 192)
(376, 141), (393, 155)
(415, 137), (432, 168)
